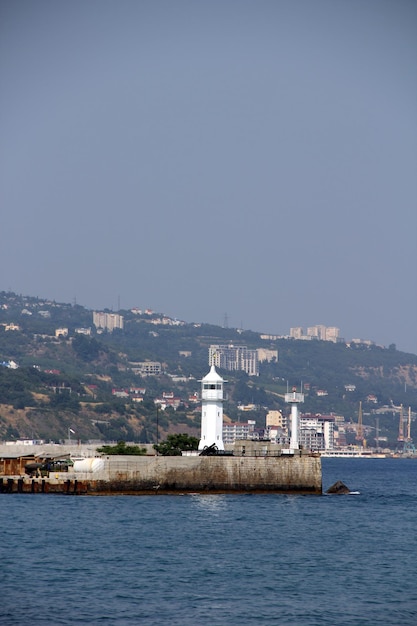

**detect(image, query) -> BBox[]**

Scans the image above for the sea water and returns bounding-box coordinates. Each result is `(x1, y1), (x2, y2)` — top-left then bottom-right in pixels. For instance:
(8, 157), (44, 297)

(1, 459), (416, 625)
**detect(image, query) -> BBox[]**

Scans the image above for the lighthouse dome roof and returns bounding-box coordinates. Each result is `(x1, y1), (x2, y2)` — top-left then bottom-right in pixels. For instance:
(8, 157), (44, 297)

(201, 365), (224, 383)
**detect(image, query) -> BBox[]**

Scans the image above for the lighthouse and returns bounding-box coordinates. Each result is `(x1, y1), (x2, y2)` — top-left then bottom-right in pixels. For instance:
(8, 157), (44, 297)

(198, 365), (225, 451)
(285, 386), (304, 451)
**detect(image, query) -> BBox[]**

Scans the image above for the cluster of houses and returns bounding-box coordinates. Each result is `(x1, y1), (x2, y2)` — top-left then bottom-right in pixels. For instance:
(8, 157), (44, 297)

(111, 387), (200, 411)
(224, 411), (342, 451)
(0, 360), (19, 369)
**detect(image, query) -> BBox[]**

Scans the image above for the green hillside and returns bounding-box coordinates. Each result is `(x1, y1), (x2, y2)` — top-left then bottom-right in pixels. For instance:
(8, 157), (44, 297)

(0, 291), (416, 448)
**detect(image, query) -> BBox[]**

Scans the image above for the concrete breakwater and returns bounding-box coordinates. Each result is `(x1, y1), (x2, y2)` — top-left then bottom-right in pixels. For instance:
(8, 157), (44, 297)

(0, 452), (322, 495)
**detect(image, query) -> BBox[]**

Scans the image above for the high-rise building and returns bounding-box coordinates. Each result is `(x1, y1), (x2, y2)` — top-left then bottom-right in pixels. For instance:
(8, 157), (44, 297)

(223, 420), (256, 444)
(290, 325), (340, 343)
(266, 410), (286, 428)
(307, 325), (327, 340)
(324, 327), (340, 342)
(257, 348), (278, 363)
(209, 344), (259, 376)
(93, 312), (124, 332)
(299, 414), (335, 450)
(290, 327), (304, 339)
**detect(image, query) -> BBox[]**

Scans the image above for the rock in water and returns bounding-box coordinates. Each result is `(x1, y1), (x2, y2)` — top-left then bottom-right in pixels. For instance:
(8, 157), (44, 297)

(326, 480), (350, 494)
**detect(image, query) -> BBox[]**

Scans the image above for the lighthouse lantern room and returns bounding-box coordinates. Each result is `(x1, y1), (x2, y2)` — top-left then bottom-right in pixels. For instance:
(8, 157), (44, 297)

(198, 365), (225, 451)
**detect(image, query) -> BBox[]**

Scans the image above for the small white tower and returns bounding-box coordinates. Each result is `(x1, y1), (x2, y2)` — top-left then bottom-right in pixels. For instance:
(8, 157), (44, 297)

(285, 386), (304, 451)
(198, 365), (225, 451)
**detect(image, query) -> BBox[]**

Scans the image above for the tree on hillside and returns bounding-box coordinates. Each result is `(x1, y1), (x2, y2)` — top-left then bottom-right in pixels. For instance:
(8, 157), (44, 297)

(49, 391), (80, 413)
(72, 334), (101, 361)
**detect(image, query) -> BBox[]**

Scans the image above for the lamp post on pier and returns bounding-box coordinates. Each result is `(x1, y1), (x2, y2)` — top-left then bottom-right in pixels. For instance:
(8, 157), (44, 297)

(68, 427), (75, 445)
(156, 405), (159, 454)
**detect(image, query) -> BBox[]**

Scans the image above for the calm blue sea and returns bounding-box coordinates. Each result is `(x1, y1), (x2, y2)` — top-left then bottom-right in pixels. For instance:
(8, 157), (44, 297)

(1, 459), (416, 625)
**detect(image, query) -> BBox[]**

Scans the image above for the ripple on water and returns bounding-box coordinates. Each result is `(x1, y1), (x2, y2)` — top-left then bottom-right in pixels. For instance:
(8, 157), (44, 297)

(0, 460), (416, 625)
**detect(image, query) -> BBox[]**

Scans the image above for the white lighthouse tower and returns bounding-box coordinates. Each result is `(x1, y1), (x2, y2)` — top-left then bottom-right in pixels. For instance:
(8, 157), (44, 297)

(285, 386), (304, 451)
(198, 365), (225, 451)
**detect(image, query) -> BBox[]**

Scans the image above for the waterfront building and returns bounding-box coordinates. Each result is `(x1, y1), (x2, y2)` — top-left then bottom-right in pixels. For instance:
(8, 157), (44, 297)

(223, 420), (256, 444)
(266, 410), (286, 429)
(299, 414), (335, 451)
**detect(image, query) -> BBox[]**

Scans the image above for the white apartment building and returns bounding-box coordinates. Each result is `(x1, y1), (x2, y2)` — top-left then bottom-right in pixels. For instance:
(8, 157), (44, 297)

(266, 410), (286, 429)
(93, 312), (124, 332)
(266, 425), (289, 445)
(307, 325), (327, 340)
(209, 344), (259, 376)
(299, 414), (335, 451)
(223, 420), (256, 444)
(55, 327), (68, 338)
(130, 361), (162, 376)
(290, 325), (340, 343)
(4, 323), (21, 331)
(257, 348), (278, 363)
(324, 327), (340, 342)
(75, 327), (92, 336)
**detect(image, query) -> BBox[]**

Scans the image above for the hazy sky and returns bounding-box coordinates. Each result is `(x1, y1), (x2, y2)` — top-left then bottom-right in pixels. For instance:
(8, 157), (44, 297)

(1, 1), (416, 352)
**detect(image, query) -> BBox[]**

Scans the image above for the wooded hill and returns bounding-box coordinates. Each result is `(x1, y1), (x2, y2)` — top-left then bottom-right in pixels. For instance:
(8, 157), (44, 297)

(0, 291), (416, 448)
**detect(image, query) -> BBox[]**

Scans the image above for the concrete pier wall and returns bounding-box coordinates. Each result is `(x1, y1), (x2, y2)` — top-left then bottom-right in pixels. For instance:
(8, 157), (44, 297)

(66, 453), (322, 494)
(0, 443), (322, 494)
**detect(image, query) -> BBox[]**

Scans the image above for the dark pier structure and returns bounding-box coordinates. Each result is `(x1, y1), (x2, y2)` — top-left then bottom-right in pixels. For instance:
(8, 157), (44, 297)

(0, 442), (322, 495)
